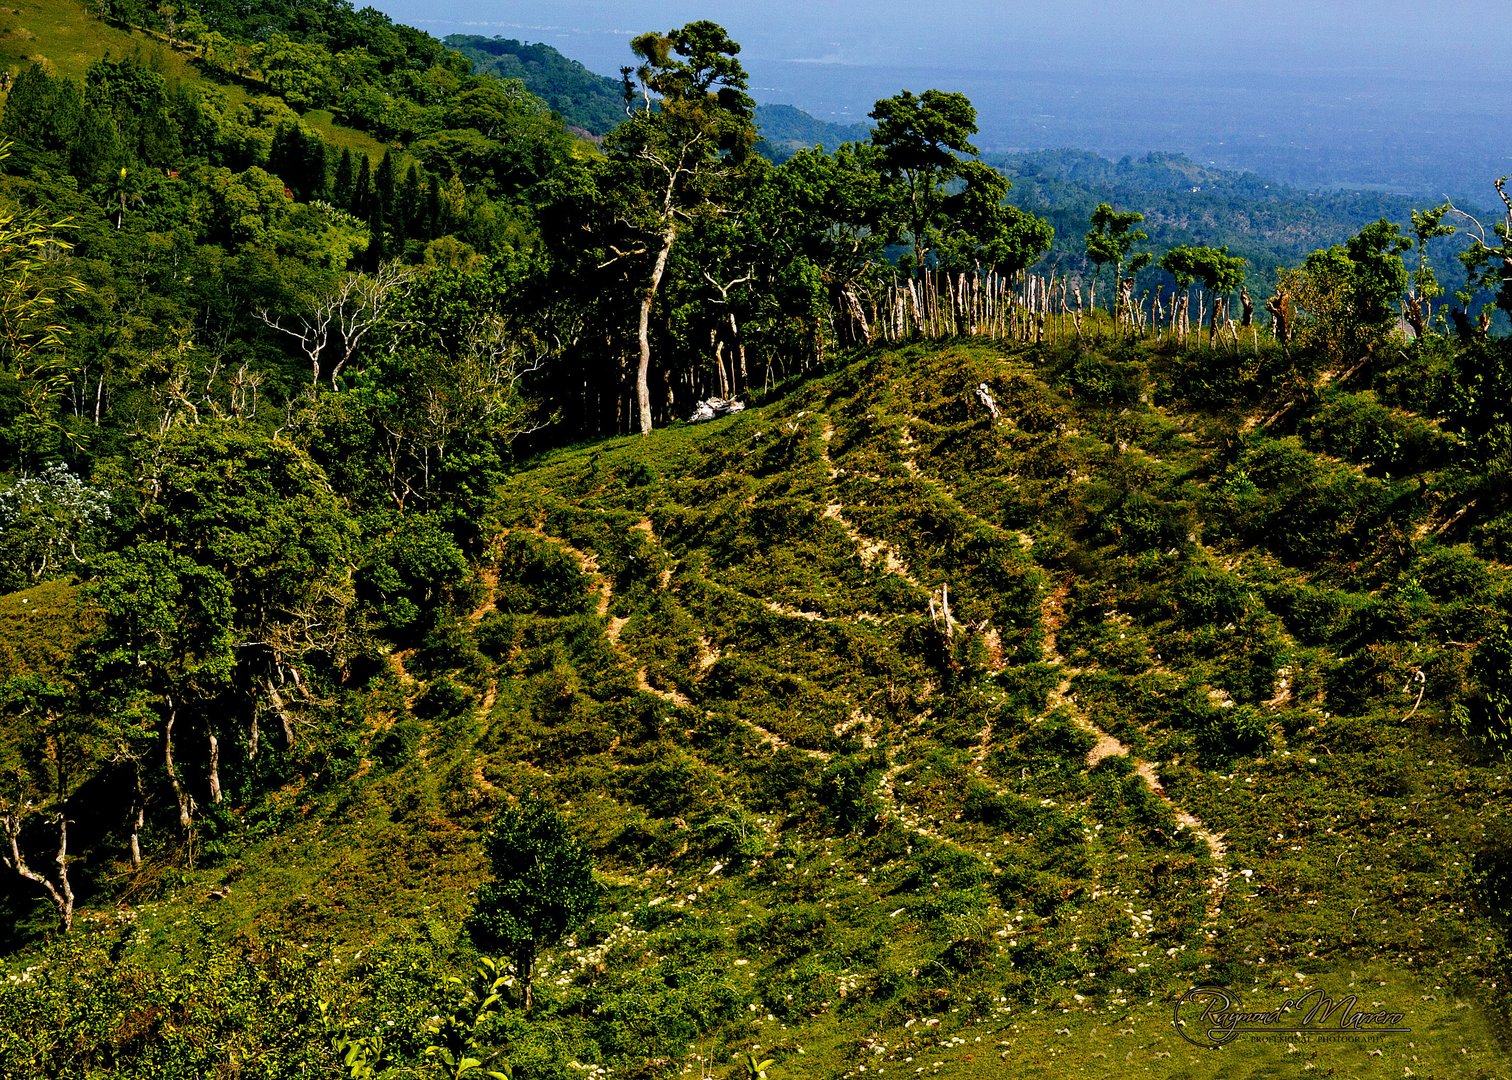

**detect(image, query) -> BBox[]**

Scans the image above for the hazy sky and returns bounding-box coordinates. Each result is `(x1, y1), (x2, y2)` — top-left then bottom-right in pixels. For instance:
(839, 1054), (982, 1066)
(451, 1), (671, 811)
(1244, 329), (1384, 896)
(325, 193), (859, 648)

(377, 1), (1506, 79)
(373, 1), (1510, 196)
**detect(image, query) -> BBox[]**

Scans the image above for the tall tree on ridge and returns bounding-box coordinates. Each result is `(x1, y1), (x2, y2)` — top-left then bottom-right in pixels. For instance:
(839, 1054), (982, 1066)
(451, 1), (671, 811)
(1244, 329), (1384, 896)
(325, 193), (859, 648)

(1086, 203), (1149, 314)
(868, 88), (978, 274)
(605, 20), (756, 435)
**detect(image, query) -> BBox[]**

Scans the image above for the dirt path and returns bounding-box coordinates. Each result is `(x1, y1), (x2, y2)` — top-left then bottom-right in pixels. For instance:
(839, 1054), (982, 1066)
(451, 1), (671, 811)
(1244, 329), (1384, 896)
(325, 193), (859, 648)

(829, 417), (1227, 898)
(509, 526), (690, 709)
(820, 420), (924, 588)
(1037, 583), (1231, 922)
(466, 566), (500, 622)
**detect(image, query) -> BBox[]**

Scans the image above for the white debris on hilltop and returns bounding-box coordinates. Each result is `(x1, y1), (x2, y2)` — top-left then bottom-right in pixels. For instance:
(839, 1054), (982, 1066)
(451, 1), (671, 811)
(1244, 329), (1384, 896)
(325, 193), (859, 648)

(688, 397), (747, 423)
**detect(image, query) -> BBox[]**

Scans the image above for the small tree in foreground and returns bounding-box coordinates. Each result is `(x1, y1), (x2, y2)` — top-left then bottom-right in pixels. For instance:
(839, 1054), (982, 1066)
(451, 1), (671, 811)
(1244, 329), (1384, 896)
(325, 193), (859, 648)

(466, 796), (597, 1014)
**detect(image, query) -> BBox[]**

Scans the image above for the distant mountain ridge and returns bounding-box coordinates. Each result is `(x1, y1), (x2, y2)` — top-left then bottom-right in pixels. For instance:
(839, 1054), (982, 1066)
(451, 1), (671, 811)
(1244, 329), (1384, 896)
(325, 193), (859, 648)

(446, 34), (869, 159)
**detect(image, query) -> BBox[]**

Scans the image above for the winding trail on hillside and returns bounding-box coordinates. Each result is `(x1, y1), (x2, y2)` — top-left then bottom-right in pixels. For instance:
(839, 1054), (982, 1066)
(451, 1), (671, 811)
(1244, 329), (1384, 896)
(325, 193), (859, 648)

(819, 420), (924, 589)
(835, 403), (1233, 921)
(881, 410), (1233, 917)
(468, 566), (501, 713)
(514, 526), (692, 707)
(821, 415), (1046, 856)
(1038, 583), (1231, 923)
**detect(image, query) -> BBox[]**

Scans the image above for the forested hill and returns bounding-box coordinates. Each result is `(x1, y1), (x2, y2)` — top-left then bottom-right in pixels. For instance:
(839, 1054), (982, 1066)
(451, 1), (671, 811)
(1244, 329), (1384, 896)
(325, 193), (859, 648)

(0, 0), (1511, 1078)
(991, 148), (1477, 299)
(447, 33), (871, 159)
(444, 35), (626, 136)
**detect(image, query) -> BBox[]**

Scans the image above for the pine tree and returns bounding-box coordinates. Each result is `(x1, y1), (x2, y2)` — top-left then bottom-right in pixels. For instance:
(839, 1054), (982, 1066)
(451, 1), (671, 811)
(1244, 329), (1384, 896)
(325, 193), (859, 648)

(351, 152), (372, 216)
(396, 162), (421, 240)
(424, 173), (443, 239)
(373, 148), (396, 222)
(70, 106), (122, 187)
(332, 147), (355, 210)
(304, 133), (328, 202)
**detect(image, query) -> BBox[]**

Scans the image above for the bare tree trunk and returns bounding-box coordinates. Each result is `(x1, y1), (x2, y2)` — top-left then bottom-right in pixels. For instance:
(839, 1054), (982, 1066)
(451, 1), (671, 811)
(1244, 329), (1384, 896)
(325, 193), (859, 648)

(266, 676), (296, 750)
(164, 705), (196, 830)
(727, 312), (743, 392)
(2, 811), (74, 931)
(207, 732), (222, 805)
(517, 947), (536, 1014)
(1405, 292), (1426, 339)
(129, 761), (145, 868)
(637, 225), (677, 436)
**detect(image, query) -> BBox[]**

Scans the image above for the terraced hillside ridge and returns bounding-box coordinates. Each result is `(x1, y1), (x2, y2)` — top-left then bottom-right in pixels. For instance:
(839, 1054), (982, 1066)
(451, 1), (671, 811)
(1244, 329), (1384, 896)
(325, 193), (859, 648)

(7, 339), (1512, 1080)
(417, 339), (1508, 1077)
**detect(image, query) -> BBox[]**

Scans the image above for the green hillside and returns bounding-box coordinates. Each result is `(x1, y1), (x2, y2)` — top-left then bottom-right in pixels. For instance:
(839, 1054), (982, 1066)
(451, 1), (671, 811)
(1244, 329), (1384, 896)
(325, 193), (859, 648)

(0, 0), (390, 157)
(8, 334), (1512, 1078)
(990, 148), (1484, 302)
(0, 1), (1510, 1078)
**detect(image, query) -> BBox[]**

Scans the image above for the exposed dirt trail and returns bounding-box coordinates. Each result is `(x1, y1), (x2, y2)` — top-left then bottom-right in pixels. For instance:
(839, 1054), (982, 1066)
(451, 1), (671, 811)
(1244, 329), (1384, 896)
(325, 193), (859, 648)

(825, 414), (1228, 894)
(1038, 583), (1231, 922)
(820, 420), (924, 589)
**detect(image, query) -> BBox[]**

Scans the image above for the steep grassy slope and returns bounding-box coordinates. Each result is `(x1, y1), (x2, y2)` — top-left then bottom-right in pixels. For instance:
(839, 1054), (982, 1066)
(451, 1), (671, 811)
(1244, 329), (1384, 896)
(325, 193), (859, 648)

(22, 336), (1510, 1078)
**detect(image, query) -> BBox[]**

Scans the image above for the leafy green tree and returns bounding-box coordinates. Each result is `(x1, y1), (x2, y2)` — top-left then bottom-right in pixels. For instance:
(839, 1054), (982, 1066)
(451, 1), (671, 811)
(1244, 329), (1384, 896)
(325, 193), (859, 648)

(0, 673), (100, 930)
(87, 541), (235, 831)
(604, 20), (756, 434)
(1454, 177), (1512, 330)
(1085, 203), (1148, 313)
(351, 152), (373, 215)
(358, 512), (470, 640)
(1342, 219), (1412, 327)
(1159, 244), (1246, 331)
(259, 33), (336, 112)
(203, 165), (292, 247)
(737, 143), (887, 351)
(0, 462), (112, 590)
(84, 54), (180, 166)
(1278, 219), (1409, 362)
(421, 77), (573, 198)
(467, 796), (598, 1014)
(89, 425), (357, 832)
(268, 124), (329, 203)
(935, 160), (1053, 277)
(1406, 204), (1456, 337)
(0, 65), (83, 157)
(868, 88), (978, 272)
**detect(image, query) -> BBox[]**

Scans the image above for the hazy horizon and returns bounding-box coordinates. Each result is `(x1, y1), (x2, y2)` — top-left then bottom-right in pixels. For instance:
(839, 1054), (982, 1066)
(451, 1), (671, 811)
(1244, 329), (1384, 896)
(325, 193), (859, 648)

(374, 1), (1511, 200)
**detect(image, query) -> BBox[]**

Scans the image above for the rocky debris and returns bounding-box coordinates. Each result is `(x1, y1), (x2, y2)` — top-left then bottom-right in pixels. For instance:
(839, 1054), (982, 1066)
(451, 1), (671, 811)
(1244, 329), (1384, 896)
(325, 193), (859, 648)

(687, 396), (746, 423)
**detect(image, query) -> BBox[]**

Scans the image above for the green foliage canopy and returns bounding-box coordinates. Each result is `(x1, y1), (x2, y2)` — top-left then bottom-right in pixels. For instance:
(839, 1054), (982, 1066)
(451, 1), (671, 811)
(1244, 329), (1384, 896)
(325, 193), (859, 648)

(467, 796), (597, 1013)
